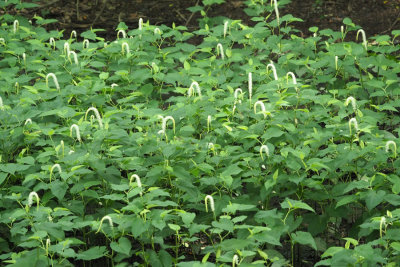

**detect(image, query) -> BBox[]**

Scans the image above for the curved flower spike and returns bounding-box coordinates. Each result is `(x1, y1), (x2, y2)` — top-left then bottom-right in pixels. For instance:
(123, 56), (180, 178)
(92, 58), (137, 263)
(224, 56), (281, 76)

(254, 101), (267, 118)
(272, 0), (280, 25)
(207, 142), (215, 150)
(385, 140), (397, 158)
(70, 124), (81, 142)
(68, 51), (79, 65)
(207, 115), (212, 132)
(70, 30), (77, 40)
(83, 39), (90, 49)
(162, 116), (176, 134)
(217, 43), (225, 60)
(232, 254), (239, 267)
(46, 73), (60, 91)
(117, 29), (127, 39)
(48, 37), (56, 49)
(50, 164), (62, 182)
(85, 107), (104, 129)
(0, 96), (4, 111)
(24, 118), (32, 125)
(348, 118), (358, 135)
(13, 20), (19, 33)
(130, 174), (143, 195)
(154, 27), (162, 35)
(205, 195), (215, 212)
(234, 88), (243, 103)
(286, 72), (298, 93)
(248, 72), (253, 104)
(121, 42), (130, 57)
(0, 38), (5, 44)
(223, 21), (229, 38)
(28, 191), (40, 209)
(344, 96), (357, 112)
(95, 215), (114, 234)
(111, 83), (118, 89)
(260, 145), (270, 160)
(356, 29), (367, 49)
(63, 42), (70, 55)
(267, 62), (278, 81)
(188, 81), (201, 97)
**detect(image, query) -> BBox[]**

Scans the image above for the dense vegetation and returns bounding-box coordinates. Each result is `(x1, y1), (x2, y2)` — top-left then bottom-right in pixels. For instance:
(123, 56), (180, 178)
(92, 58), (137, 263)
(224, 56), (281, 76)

(1, 0), (400, 266)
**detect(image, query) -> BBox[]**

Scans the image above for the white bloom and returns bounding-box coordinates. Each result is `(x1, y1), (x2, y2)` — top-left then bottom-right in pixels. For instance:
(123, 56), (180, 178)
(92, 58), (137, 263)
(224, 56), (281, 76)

(259, 145), (270, 160)
(96, 215), (114, 233)
(188, 81), (201, 97)
(216, 43), (224, 60)
(85, 107), (104, 129)
(356, 29), (367, 49)
(28, 191), (39, 207)
(267, 62), (278, 80)
(46, 73), (60, 91)
(254, 101), (267, 118)
(70, 124), (81, 142)
(205, 195), (215, 212)
(348, 118), (358, 134)
(344, 96), (357, 111)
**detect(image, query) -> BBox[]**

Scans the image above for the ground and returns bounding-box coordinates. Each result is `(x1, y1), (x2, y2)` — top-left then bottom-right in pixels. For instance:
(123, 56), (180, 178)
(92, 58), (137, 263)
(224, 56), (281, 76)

(3, 0), (400, 41)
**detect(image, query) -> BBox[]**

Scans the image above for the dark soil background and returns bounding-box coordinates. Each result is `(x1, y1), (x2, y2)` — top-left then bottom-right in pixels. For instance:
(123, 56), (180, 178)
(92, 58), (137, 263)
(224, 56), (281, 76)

(3, 0), (400, 41)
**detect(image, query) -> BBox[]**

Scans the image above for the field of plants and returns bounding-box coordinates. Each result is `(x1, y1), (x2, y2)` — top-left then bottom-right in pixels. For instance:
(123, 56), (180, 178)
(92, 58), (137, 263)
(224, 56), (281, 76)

(1, 0), (400, 266)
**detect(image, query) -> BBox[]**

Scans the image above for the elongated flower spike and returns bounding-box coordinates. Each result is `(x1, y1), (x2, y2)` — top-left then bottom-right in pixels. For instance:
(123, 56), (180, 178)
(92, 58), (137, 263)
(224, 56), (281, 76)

(234, 88), (243, 103)
(85, 107), (104, 129)
(154, 27), (162, 35)
(188, 81), (201, 97)
(286, 72), (298, 93)
(50, 164), (62, 182)
(267, 62), (278, 81)
(260, 145), (270, 160)
(121, 41), (130, 57)
(248, 72), (253, 105)
(63, 42), (70, 55)
(83, 39), (89, 49)
(70, 124), (81, 142)
(341, 25), (345, 38)
(232, 254), (239, 267)
(356, 29), (367, 50)
(223, 21), (229, 38)
(0, 96), (4, 111)
(217, 43), (225, 60)
(138, 18), (143, 31)
(13, 19), (19, 33)
(95, 215), (114, 234)
(117, 29), (127, 39)
(345, 96), (357, 112)
(385, 140), (397, 158)
(205, 195), (215, 213)
(28, 191), (40, 210)
(24, 118), (32, 125)
(46, 73), (60, 92)
(49, 37), (56, 49)
(163, 116), (176, 134)
(22, 53), (26, 66)
(129, 174), (143, 195)
(348, 118), (358, 135)
(271, 0), (280, 26)
(254, 101), (267, 118)
(70, 30), (77, 40)
(68, 51), (79, 65)
(207, 115), (212, 132)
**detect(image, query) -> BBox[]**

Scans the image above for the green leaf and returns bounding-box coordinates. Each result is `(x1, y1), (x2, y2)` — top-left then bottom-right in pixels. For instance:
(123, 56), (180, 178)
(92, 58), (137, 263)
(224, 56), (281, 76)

(76, 246), (107, 260)
(50, 180), (68, 201)
(365, 190), (386, 211)
(180, 212), (196, 225)
(291, 231), (317, 250)
(110, 237), (131, 256)
(281, 198), (315, 213)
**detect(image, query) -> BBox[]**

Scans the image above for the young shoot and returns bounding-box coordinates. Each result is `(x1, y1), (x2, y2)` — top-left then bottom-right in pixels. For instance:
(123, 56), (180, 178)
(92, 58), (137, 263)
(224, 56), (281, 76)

(70, 124), (81, 142)
(117, 29), (127, 39)
(234, 88), (243, 103)
(130, 174), (143, 195)
(254, 101), (267, 118)
(216, 43), (225, 60)
(28, 191), (40, 210)
(68, 51), (79, 65)
(49, 164), (62, 182)
(188, 81), (201, 97)
(348, 118), (358, 135)
(121, 42), (130, 57)
(271, 0), (280, 26)
(344, 96), (357, 112)
(385, 140), (397, 158)
(46, 73), (60, 92)
(260, 145), (270, 160)
(13, 19), (19, 33)
(85, 107), (104, 129)
(267, 62), (278, 81)
(205, 195), (215, 213)
(356, 29), (367, 50)
(95, 215), (114, 234)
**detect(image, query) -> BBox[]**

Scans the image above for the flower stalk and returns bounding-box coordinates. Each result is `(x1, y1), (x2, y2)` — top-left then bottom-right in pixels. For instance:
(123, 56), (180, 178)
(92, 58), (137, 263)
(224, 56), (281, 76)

(207, 115), (211, 133)
(68, 51), (79, 65)
(272, 0), (280, 26)
(13, 19), (19, 33)
(117, 29), (127, 39)
(248, 72), (253, 105)
(267, 62), (278, 81)
(121, 42), (130, 57)
(224, 21), (229, 38)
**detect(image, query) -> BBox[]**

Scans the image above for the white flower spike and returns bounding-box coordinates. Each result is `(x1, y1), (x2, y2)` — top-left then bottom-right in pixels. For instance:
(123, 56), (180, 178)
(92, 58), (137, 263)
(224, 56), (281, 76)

(267, 62), (278, 81)
(117, 29), (127, 39)
(0, 96), (4, 111)
(272, 0), (280, 25)
(24, 118), (32, 125)
(130, 174), (143, 195)
(207, 115), (212, 132)
(68, 51), (79, 65)
(50, 164), (62, 182)
(63, 42), (70, 55)
(345, 96), (357, 112)
(70, 124), (81, 142)
(223, 21), (229, 38)
(356, 29), (367, 50)
(348, 118), (358, 135)
(254, 101), (267, 118)
(95, 215), (114, 234)
(234, 88), (243, 104)
(260, 145), (270, 160)
(385, 140), (397, 158)
(232, 254), (239, 267)
(13, 19), (19, 33)
(46, 73), (60, 91)
(121, 42), (130, 57)
(248, 72), (253, 104)
(188, 81), (201, 97)
(83, 39), (90, 49)
(85, 107), (104, 129)
(205, 195), (215, 212)
(217, 43), (225, 60)
(28, 191), (40, 209)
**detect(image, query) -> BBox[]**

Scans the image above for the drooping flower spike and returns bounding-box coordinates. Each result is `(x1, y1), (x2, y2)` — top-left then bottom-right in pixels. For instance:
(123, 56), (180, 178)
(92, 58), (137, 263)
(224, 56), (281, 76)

(117, 29), (127, 39)
(205, 195), (215, 212)
(28, 191), (40, 209)
(13, 19), (19, 33)
(121, 42), (130, 57)
(223, 21), (229, 38)
(254, 101), (267, 118)
(46, 73), (60, 92)
(271, 0), (280, 25)
(130, 174), (143, 195)
(356, 29), (367, 50)
(68, 51), (79, 65)
(259, 145), (270, 160)
(188, 81), (201, 97)
(348, 118), (358, 135)
(344, 96), (357, 112)
(95, 215), (114, 234)
(85, 107), (104, 129)
(385, 140), (397, 158)
(248, 72), (253, 104)
(207, 115), (212, 132)
(234, 88), (243, 103)
(267, 62), (278, 81)
(70, 124), (81, 142)
(217, 43), (225, 60)
(50, 164), (62, 182)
